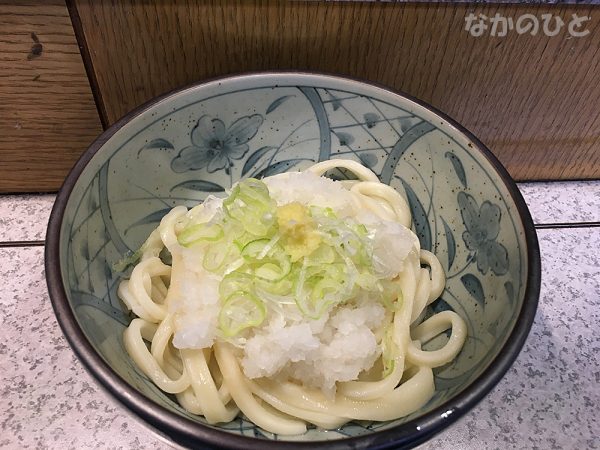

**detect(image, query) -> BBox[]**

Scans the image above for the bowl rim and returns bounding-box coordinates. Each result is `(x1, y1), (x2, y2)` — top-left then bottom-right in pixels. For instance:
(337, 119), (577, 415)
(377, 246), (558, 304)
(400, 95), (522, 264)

(45, 70), (541, 450)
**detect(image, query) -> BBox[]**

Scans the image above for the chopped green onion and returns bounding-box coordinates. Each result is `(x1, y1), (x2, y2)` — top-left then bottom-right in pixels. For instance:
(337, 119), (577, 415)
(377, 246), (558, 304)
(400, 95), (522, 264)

(177, 223), (223, 247)
(112, 248), (143, 272)
(219, 272), (254, 299)
(203, 241), (234, 272)
(379, 279), (403, 311)
(177, 177), (405, 321)
(381, 325), (397, 378)
(241, 238), (271, 259)
(306, 245), (336, 265)
(223, 178), (276, 236)
(218, 290), (266, 337)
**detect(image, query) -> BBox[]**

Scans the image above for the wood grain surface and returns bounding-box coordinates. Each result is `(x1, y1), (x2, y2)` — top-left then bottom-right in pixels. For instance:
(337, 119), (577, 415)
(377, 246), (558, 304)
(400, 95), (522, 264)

(72, 0), (600, 181)
(0, 1), (102, 192)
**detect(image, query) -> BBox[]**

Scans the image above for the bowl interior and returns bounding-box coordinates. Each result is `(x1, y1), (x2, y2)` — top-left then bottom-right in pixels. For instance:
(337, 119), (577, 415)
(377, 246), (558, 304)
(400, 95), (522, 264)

(56, 74), (530, 443)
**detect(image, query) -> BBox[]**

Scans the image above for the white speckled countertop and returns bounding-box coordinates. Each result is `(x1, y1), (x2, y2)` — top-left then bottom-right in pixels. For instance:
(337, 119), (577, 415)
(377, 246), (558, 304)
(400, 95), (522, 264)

(1, 182), (599, 449)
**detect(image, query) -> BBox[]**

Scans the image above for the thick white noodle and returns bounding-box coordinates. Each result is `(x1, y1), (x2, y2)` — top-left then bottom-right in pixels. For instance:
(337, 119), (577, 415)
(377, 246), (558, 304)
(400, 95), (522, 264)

(407, 311), (467, 368)
(350, 181), (411, 228)
(420, 250), (445, 303)
(306, 159), (380, 182)
(119, 160), (467, 434)
(123, 319), (189, 393)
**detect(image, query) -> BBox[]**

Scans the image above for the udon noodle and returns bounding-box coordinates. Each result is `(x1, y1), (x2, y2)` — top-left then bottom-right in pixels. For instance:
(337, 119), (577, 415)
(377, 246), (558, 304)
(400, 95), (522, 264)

(117, 159), (467, 435)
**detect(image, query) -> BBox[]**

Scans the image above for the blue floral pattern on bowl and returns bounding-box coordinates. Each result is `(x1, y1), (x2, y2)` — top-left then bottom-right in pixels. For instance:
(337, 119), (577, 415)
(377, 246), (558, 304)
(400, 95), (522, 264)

(458, 192), (509, 276)
(172, 114), (263, 174)
(55, 73), (533, 444)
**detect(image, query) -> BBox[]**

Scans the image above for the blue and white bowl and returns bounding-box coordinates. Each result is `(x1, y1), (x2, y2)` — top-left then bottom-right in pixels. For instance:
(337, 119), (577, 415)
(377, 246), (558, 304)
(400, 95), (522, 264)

(45, 72), (541, 449)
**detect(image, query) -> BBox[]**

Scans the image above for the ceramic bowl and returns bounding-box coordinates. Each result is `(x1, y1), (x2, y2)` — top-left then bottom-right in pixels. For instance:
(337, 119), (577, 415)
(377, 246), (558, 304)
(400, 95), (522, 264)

(46, 72), (540, 449)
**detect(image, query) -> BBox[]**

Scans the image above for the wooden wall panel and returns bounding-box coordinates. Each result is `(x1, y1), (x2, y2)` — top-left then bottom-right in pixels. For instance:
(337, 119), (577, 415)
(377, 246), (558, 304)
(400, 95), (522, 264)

(75, 0), (600, 180)
(0, 1), (102, 193)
